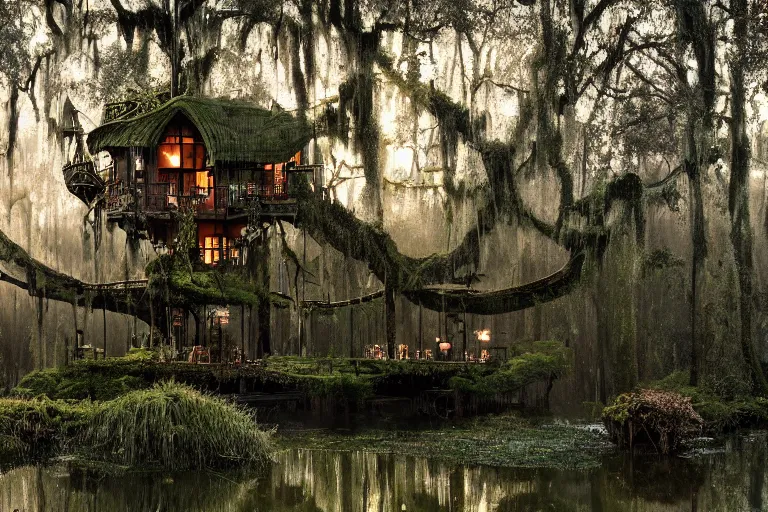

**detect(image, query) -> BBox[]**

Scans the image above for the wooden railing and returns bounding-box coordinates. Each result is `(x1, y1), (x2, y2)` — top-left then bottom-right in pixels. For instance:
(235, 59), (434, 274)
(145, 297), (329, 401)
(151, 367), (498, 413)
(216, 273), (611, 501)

(145, 183), (171, 211)
(105, 181), (130, 213)
(144, 183), (227, 215)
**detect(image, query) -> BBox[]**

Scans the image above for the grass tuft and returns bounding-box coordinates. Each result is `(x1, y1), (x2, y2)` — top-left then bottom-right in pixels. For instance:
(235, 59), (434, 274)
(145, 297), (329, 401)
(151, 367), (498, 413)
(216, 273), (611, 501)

(82, 382), (274, 470)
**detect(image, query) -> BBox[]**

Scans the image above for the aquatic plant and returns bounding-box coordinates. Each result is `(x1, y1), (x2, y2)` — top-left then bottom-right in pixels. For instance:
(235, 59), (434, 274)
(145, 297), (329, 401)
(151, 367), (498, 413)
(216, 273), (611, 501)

(81, 382), (274, 470)
(602, 389), (703, 454)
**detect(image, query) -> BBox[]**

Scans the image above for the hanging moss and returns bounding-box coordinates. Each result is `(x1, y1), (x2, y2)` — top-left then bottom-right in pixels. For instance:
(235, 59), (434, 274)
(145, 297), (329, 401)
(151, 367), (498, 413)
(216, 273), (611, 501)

(603, 173), (645, 244)
(642, 249), (685, 276)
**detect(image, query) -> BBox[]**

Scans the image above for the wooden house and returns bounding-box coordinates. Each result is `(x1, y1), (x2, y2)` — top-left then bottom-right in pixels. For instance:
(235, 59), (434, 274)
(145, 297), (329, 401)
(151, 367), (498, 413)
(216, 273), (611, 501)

(86, 96), (320, 265)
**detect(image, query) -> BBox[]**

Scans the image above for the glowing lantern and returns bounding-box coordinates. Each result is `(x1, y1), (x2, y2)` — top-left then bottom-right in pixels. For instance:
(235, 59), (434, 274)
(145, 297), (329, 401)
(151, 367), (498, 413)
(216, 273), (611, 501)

(475, 329), (491, 342)
(439, 341), (451, 352)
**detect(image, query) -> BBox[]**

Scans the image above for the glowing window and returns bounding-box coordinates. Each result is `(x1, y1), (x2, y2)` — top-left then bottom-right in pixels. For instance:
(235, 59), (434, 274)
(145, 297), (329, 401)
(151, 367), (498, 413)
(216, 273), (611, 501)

(157, 124), (205, 170)
(202, 236), (228, 265)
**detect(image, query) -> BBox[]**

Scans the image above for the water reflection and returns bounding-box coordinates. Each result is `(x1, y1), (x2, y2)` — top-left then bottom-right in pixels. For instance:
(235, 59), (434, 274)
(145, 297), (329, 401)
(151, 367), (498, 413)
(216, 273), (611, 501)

(1, 432), (766, 511)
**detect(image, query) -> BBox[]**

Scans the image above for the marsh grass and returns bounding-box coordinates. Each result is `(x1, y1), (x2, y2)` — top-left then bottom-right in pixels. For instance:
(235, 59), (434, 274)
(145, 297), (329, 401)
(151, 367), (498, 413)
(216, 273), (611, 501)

(82, 382), (274, 470)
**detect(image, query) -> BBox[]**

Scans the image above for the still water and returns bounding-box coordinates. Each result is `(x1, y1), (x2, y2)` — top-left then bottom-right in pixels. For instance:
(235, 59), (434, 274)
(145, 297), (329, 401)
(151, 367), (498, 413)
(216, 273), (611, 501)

(1, 432), (766, 511)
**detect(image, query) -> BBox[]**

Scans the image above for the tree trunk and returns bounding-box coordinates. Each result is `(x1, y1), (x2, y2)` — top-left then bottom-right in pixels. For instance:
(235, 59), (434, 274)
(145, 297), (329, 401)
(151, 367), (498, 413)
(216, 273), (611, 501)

(258, 300), (271, 357)
(729, 4), (768, 394)
(385, 285), (396, 359)
(687, 150), (706, 386)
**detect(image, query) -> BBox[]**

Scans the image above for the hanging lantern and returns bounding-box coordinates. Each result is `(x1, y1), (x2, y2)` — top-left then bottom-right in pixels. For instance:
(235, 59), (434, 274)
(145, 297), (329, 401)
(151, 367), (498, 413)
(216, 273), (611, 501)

(439, 341), (451, 352)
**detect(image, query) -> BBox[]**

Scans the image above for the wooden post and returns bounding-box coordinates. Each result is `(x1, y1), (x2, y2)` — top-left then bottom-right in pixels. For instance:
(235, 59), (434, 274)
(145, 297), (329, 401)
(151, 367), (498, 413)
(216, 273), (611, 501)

(37, 295), (44, 369)
(102, 304), (107, 358)
(149, 302), (155, 348)
(202, 305), (207, 347)
(462, 310), (467, 361)
(442, 295), (449, 360)
(418, 302), (423, 355)
(349, 307), (354, 358)
(69, 302), (78, 365)
(219, 320), (223, 363)
(247, 305), (253, 360)
(241, 304), (245, 363)
(131, 304), (136, 351)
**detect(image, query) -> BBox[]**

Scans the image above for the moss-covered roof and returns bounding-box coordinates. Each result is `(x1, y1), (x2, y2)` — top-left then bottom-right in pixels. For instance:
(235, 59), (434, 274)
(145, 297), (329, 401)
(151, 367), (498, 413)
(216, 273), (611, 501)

(87, 96), (312, 164)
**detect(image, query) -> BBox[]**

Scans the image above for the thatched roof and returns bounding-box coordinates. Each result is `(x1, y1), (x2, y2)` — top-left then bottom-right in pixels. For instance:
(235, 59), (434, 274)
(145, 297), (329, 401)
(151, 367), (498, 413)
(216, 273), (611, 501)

(87, 96), (312, 164)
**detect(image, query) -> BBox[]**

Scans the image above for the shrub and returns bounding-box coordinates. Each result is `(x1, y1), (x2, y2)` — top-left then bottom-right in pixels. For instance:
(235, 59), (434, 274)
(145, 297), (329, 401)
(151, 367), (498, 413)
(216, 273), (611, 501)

(647, 371), (768, 433)
(448, 342), (570, 395)
(603, 389), (703, 454)
(13, 364), (148, 401)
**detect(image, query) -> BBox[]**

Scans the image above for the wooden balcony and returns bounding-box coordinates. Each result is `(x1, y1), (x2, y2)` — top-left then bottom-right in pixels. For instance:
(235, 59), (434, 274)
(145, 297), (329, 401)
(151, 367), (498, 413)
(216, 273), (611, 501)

(105, 175), (315, 221)
(143, 183), (228, 217)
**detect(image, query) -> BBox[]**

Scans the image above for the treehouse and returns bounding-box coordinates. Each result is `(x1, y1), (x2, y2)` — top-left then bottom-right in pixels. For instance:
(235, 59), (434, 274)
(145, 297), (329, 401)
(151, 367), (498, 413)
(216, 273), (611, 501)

(86, 96), (320, 265)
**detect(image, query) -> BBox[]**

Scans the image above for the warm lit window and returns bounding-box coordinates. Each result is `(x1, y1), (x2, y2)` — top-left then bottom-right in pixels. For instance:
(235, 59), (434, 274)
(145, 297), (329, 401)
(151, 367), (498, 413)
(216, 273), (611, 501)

(157, 124), (205, 170)
(202, 236), (228, 265)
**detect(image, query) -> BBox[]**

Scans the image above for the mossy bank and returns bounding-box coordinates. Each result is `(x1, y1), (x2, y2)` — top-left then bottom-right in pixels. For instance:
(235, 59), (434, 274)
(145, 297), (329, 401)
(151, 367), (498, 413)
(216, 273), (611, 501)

(0, 382), (274, 470)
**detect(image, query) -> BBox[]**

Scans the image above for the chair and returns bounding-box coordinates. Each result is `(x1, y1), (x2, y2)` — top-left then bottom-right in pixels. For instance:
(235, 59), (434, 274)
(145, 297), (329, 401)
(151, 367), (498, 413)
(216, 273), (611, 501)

(188, 345), (211, 364)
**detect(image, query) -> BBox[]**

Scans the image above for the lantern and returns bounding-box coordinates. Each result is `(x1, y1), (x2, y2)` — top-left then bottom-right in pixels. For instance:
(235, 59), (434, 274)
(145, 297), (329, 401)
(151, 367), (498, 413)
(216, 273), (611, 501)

(475, 329), (491, 342)
(439, 341), (451, 352)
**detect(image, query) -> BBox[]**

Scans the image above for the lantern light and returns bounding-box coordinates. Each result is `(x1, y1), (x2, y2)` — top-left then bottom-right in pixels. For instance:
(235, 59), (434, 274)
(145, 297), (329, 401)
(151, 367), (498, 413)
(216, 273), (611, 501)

(439, 341), (451, 352)
(475, 329), (491, 342)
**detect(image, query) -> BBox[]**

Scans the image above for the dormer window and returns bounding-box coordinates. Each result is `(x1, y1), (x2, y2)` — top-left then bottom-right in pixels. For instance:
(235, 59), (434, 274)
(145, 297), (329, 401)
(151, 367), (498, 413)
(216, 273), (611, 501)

(157, 124), (205, 170)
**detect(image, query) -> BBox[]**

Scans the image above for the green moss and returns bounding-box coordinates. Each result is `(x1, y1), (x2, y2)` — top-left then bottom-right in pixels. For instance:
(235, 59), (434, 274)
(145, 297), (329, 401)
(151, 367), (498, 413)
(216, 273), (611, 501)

(647, 371), (768, 433)
(146, 253), (287, 308)
(0, 397), (94, 460)
(13, 361), (151, 401)
(12, 350), (566, 409)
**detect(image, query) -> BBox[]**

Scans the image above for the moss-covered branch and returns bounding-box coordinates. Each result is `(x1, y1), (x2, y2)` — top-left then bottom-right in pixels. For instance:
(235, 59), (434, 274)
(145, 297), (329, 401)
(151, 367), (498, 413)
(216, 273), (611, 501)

(0, 229), (150, 320)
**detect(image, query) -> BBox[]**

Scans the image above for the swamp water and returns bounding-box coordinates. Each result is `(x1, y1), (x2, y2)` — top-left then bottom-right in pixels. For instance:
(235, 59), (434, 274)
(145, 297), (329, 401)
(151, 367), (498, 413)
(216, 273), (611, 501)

(1, 432), (767, 511)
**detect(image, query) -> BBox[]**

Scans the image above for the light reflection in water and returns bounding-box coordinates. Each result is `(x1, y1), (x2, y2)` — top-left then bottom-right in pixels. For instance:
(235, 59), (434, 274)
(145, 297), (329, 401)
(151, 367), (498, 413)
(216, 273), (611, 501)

(0, 432), (766, 511)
